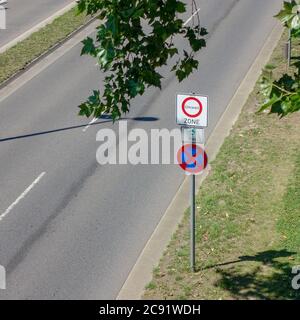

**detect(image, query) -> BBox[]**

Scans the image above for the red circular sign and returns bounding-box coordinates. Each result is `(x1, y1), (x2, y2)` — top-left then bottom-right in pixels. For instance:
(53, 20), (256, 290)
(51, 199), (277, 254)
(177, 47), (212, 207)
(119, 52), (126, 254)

(177, 144), (208, 175)
(182, 97), (203, 118)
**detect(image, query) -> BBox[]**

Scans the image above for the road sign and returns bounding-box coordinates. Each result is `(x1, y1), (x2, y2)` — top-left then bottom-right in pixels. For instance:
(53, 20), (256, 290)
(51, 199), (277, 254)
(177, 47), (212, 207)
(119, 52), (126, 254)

(176, 93), (208, 127)
(181, 127), (205, 144)
(177, 144), (208, 175)
(176, 93), (209, 272)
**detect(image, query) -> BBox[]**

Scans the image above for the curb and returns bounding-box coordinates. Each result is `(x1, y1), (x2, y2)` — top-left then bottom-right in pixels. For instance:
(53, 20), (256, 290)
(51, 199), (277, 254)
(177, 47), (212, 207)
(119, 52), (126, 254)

(0, 1), (77, 54)
(116, 21), (284, 300)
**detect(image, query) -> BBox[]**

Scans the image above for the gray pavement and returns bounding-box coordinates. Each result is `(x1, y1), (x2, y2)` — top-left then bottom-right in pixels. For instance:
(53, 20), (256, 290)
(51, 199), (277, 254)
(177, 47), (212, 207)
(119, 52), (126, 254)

(0, 0), (282, 299)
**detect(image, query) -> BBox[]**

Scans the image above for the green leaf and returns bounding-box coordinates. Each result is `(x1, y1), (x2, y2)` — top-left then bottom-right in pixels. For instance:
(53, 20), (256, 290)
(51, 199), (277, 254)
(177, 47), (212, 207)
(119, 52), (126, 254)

(81, 37), (97, 56)
(176, 2), (186, 13)
(257, 95), (282, 113)
(291, 14), (300, 29)
(78, 0), (207, 119)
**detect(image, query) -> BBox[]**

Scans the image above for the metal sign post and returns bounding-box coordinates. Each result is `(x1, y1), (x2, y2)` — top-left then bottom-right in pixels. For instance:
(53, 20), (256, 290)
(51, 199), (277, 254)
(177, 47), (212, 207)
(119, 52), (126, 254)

(190, 132), (196, 272)
(286, 1), (292, 67)
(176, 93), (208, 272)
(288, 28), (292, 67)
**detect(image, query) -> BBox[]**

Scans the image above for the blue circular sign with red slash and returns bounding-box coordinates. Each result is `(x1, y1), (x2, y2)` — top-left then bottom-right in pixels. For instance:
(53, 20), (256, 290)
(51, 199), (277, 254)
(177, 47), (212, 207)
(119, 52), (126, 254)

(177, 144), (208, 175)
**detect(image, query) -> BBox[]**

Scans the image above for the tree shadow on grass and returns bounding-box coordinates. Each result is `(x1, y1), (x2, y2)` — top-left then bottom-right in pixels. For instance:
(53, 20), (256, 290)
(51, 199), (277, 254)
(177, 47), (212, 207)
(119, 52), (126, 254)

(210, 250), (300, 299)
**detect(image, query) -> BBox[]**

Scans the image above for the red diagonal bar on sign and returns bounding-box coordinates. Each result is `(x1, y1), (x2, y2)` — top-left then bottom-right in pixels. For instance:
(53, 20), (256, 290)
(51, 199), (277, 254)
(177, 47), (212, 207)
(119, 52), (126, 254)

(183, 145), (203, 165)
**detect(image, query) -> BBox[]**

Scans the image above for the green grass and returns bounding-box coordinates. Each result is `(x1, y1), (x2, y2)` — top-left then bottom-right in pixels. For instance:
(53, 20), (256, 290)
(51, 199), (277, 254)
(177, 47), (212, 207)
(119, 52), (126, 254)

(278, 154), (300, 260)
(144, 31), (300, 300)
(145, 282), (157, 290)
(0, 7), (90, 84)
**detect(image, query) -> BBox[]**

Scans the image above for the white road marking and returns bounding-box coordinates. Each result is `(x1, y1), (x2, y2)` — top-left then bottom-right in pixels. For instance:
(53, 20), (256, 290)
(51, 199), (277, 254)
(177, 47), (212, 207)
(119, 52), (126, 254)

(184, 8), (201, 26)
(0, 172), (46, 222)
(82, 117), (99, 132)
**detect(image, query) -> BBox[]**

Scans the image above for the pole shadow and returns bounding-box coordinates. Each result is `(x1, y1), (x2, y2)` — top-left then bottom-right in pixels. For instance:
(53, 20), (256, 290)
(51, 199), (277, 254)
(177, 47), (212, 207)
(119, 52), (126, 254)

(0, 115), (159, 142)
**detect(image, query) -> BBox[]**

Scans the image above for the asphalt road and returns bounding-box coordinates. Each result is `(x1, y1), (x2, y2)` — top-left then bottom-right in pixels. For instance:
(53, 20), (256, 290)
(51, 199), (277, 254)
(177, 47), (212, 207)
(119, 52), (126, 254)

(0, 0), (282, 299)
(0, 0), (74, 48)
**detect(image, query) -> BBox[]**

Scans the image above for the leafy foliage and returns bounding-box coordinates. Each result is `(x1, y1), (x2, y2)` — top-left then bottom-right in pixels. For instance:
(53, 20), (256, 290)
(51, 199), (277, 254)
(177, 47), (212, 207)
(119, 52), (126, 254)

(259, 1), (300, 116)
(77, 0), (207, 119)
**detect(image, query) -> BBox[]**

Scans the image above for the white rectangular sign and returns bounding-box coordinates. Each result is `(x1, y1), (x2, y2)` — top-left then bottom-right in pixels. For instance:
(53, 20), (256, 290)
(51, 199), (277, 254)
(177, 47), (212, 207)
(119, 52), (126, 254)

(181, 127), (205, 144)
(176, 93), (208, 127)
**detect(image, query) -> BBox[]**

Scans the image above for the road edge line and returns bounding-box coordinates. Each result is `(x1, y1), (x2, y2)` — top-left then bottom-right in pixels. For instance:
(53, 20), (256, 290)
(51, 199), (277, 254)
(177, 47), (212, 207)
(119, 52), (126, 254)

(116, 21), (283, 300)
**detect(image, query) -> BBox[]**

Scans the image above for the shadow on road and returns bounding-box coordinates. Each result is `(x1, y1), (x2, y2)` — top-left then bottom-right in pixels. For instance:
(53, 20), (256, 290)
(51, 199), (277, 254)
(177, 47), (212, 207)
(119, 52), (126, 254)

(0, 115), (159, 142)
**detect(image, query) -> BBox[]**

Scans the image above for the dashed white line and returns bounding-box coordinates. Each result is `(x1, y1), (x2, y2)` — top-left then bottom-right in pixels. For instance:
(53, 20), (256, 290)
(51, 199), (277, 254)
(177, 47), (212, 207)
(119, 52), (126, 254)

(184, 8), (201, 26)
(82, 117), (99, 132)
(0, 172), (46, 222)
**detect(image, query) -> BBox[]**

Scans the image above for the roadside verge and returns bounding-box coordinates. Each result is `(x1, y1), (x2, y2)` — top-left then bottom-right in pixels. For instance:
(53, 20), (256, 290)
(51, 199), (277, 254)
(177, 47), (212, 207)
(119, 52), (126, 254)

(142, 26), (300, 299)
(117, 21), (284, 300)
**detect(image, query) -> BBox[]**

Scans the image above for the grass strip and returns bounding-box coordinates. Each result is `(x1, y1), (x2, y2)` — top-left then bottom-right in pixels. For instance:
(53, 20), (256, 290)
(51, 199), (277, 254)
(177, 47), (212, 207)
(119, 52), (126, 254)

(0, 7), (90, 84)
(144, 31), (300, 300)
